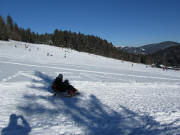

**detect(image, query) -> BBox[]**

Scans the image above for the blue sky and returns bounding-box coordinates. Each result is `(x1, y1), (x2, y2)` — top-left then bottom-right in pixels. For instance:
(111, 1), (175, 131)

(1, 0), (180, 46)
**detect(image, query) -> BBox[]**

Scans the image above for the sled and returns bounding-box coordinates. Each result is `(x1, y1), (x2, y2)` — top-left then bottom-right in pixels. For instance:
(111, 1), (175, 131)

(54, 91), (80, 98)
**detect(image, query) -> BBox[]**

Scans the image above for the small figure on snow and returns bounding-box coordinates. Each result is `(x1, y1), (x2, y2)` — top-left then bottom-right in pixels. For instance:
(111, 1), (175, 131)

(64, 79), (78, 96)
(51, 74), (79, 97)
(52, 74), (63, 96)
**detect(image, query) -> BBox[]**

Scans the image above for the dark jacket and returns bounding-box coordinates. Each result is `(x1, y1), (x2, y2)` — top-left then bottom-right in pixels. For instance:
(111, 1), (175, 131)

(52, 78), (77, 93)
(52, 78), (66, 92)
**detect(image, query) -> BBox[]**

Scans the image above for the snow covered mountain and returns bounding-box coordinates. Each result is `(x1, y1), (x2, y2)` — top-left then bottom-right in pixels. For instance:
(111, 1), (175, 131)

(120, 41), (180, 54)
(0, 40), (180, 135)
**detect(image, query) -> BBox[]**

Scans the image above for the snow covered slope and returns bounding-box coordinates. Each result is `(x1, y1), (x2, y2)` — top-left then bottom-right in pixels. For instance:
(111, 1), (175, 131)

(0, 40), (180, 135)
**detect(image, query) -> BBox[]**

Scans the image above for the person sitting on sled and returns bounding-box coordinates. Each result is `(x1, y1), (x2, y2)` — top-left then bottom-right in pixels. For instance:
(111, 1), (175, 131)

(52, 74), (79, 96)
(52, 74), (65, 96)
(63, 79), (78, 96)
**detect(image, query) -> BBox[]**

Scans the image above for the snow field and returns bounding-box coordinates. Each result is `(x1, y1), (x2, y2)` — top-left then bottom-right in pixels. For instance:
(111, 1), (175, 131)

(0, 40), (180, 135)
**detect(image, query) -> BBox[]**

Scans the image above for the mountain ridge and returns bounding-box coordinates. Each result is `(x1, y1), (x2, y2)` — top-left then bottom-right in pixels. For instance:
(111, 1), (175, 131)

(120, 41), (180, 54)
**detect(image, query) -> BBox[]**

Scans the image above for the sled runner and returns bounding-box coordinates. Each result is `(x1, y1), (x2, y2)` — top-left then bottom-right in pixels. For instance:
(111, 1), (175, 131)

(53, 90), (80, 98)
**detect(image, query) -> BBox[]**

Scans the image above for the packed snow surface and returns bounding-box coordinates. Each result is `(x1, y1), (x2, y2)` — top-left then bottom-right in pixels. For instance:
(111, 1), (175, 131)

(0, 40), (180, 135)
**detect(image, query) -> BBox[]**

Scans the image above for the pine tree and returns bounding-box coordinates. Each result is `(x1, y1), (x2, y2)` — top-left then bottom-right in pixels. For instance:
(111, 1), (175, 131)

(12, 23), (21, 40)
(6, 15), (13, 31)
(0, 15), (8, 40)
(6, 15), (14, 39)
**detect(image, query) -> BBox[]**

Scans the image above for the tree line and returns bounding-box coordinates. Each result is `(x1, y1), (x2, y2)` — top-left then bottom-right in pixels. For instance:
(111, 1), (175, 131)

(0, 15), (153, 64)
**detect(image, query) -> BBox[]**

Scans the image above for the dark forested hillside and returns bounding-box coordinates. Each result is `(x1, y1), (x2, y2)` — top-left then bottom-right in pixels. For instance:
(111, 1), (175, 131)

(153, 45), (180, 67)
(141, 41), (180, 54)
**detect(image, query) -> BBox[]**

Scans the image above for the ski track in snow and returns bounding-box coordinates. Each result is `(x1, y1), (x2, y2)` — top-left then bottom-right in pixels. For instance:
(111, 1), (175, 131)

(0, 40), (180, 135)
(0, 60), (180, 82)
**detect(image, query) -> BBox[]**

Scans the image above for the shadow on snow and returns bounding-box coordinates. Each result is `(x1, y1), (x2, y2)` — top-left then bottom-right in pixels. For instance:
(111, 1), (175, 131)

(28, 71), (54, 93)
(18, 71), (180, 135)
(1, 114), (31, 135)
